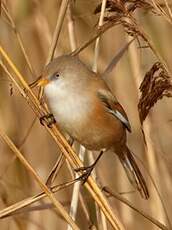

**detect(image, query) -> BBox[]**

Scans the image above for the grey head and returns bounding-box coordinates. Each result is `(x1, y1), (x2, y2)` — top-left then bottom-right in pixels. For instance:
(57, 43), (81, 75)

(42, 55), (95, 84)
(41, 55), (98, 101)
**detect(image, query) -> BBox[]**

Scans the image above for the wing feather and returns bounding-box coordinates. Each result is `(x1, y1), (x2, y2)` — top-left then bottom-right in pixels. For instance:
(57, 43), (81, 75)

(97, 89), (131, 132)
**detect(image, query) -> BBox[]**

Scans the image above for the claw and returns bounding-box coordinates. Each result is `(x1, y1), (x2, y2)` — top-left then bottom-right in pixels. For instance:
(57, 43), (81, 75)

(40, 114), (56, 127)
(75, 150), (105, 184)
(75, 165), (94, 184)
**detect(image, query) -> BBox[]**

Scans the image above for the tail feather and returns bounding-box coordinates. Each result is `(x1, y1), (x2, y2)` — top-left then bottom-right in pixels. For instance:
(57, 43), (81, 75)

(118, 146), (149, 199)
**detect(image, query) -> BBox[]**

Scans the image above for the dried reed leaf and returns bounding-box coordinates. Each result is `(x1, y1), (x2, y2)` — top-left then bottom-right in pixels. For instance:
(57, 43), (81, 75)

(138, 62), (172, 124)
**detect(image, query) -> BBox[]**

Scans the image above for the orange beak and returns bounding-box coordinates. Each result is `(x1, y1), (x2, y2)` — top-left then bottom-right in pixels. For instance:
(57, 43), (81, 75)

(37, 78), (50, 87)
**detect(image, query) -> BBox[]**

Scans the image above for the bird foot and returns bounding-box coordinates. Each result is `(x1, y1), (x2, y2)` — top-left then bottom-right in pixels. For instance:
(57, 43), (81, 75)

(75, 150), (104, 184)
(40, 113), (56, 127)
(75, 165), (94, 184)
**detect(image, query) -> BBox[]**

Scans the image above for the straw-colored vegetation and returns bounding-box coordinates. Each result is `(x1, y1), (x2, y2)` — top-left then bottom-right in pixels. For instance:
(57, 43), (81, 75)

(0, 0), (172, 229)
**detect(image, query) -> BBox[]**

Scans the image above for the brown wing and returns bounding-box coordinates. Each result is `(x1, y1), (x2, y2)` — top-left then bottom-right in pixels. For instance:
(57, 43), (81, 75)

(97, 89), (131, 132)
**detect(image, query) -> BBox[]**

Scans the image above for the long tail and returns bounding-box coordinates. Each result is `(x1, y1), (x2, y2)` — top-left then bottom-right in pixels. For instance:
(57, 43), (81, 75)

(118, 146), (149, 199)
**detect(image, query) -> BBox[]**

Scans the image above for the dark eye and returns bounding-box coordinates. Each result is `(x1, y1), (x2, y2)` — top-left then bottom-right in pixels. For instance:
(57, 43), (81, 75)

(54, 73), (59, 78)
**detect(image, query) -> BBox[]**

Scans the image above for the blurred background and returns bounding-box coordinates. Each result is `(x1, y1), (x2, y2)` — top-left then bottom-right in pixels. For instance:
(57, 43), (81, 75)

(0, 0), (172, 229)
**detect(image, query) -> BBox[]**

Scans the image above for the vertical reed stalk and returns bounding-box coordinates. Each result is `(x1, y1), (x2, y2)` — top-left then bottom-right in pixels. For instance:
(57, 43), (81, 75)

(92, 1), (108, 229)
(126, 35), (167, 228)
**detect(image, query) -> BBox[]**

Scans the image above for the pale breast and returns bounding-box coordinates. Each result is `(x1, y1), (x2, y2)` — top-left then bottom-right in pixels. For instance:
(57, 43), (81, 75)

(51, 95), (93, 129)
(44, 80), (94, 136)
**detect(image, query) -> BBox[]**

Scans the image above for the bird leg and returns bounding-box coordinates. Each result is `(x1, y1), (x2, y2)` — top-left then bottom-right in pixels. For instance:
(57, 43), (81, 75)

(46, 136), (74, 187)
(75, 150), (104, 184)
(66, 136), (74, 146)
(40, 113), (56, 127)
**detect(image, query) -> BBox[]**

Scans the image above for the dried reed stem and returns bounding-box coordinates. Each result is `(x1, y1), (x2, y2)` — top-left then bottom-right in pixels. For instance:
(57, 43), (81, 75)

(92, 1), (108, 229)
(0, 178), (77, 219)
(66, 159), (94, 227)
(46, 153), (65, 186)
(19, 117), (37, 150)
(126, 35), (169, 228)
(67, 146), (85, 230)
(67, 3), (91, 229)
(39, 0), (69, 101)
(71, 21), (120, 56)
(92, 0), (107, 72)
(0, 46), (125, 230)
(163, 0), (172, 21)
(133, 153), (172, 230)
(151, 0), (172, 25)
(103, 187), (168, 230)
(2, 2), (35, 76)
(67, 2), (77, 52)
(46, 0), (70, 64)
(0, 128), (80, 230)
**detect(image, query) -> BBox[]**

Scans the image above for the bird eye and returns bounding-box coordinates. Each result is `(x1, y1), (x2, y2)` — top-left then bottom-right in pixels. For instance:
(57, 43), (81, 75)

(54, 73), (59, 78)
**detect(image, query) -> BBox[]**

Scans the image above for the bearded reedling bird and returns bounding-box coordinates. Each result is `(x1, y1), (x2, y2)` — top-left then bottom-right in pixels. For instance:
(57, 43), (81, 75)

(36, 55), (149, 199)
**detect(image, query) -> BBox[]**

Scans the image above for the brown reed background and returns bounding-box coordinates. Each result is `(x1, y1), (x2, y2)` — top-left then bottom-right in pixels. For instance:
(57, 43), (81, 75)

(0, 0), (172, 229)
